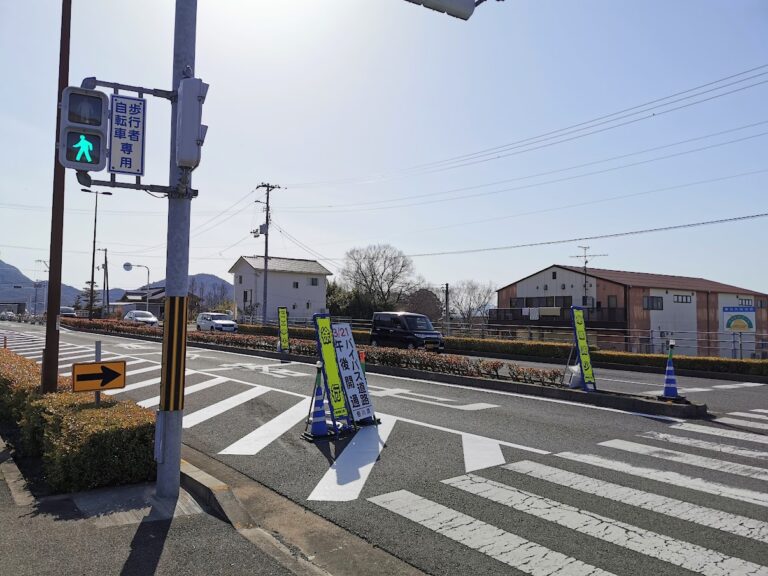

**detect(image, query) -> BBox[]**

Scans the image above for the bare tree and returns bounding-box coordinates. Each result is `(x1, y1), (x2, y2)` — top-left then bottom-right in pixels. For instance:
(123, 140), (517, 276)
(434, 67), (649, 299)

(451, 280), (496, 325)
(341, 244), (416, 310)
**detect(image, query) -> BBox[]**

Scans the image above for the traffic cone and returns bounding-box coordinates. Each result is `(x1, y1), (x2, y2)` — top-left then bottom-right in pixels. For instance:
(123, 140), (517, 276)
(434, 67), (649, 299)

(662, 355), (678, 398)
(302, 367), (333, 440)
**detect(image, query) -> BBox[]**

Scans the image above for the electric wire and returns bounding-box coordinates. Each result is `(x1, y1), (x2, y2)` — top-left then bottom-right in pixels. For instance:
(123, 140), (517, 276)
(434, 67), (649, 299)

(286, 64), (768, 188)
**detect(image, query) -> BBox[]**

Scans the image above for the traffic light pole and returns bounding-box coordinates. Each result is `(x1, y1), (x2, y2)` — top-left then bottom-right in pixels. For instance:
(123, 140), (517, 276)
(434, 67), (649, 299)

(41, 0), (71, 393)
(155, 0), (197, 500)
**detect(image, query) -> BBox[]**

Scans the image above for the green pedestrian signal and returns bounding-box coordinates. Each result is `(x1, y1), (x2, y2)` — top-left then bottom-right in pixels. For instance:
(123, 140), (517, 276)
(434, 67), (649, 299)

(58, 87), (109, 172)
(65, 132), (101, 164)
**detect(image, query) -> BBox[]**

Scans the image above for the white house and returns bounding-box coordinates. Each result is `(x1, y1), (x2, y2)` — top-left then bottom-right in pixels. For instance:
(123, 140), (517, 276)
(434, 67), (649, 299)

(228, 256), (332, 322)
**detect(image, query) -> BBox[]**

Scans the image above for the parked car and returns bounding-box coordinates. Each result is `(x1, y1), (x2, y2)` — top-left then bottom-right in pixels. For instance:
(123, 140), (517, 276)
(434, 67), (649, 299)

(369, 312), (444, 351)
(59, 306), (77, 318)
(0, 311), (14, 321)
(124, 310), (159, 326)
(197, 312), (238, 332)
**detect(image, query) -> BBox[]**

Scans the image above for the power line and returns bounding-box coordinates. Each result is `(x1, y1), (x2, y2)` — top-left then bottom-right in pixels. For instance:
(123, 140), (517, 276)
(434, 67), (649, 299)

(270, 220), (340, 270)
(280, 130), (768, 214)
(281, 119), (768, 211)
(286, 64), (768, 189)
(404, 212), (768, 258)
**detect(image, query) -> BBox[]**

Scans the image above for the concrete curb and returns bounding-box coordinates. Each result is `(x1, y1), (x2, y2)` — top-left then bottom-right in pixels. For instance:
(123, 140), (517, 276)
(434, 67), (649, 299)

(61, 326), (707, 418)
(179, 450), (426, 576)
(0, 437), (35, 507)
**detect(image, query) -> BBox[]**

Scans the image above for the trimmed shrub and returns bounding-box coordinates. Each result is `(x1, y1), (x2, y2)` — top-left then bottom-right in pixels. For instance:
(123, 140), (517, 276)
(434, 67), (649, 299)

(38, 394), (156, 492)
(0, 349), (155, 493)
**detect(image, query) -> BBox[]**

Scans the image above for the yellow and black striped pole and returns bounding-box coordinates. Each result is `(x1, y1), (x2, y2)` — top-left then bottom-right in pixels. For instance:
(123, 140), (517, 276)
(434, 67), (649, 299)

(160, 296), (188, 411)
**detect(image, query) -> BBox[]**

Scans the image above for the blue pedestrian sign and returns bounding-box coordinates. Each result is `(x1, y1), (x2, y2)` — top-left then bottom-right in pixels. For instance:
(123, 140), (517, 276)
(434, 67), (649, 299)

(109, 95), (146, 176)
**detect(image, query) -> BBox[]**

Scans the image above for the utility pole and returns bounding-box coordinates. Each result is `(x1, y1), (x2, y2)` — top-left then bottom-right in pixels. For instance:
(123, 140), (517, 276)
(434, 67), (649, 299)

(97, 248), (108, 318)
(254, 182), (281, 325)
(156, 0), (197, 501)
(444, 283), (450, 335)
(41, 0), (71, 393)
(570, 246), (607, 308)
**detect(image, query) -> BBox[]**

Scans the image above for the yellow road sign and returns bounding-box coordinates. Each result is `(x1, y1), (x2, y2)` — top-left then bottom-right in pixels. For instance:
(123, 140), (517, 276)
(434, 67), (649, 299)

(72, 361), (127, 392)
(315, 315), (348, 419)
(278, 307), (290, 352)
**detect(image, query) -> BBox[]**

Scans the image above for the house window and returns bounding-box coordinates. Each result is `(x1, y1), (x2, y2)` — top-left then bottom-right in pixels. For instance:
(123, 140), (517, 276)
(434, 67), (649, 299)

(543, 284), (548, 291)
(607, 295), (617, 308)
(673, 295), (692, 304)
(292, 303), (297, 309)
(643, 296), (663, 310)
(238, 275), (242, 285)
(310, 277), (319, 287)
(243, 290), (248, 302)
(552, 271), (557, 280)
(739, 297), (754, 306)
(759, 299), (767, 309)
(306, 301), (311, 309)
(292, 281), (299, 289)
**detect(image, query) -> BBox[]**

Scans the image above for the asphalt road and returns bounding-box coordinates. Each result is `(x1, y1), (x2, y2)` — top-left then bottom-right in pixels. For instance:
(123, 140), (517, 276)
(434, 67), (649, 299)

(3, 321), (768, 576)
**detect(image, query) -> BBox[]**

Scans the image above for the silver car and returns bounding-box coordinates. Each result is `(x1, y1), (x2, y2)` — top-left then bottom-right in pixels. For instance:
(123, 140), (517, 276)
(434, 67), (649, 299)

(197, 312), (237, 332)
(124, 310), (159, 326)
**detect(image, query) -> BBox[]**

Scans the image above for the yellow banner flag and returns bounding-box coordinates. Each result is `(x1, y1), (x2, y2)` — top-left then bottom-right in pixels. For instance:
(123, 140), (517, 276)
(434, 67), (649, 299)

(315, 315), (348, 418)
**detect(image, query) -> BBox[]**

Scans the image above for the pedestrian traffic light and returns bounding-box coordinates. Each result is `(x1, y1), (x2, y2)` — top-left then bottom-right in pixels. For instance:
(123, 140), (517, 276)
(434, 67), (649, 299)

(404, 0), (475, 20)
(176, 77), (209, 170)
(58, 87), (109, 172)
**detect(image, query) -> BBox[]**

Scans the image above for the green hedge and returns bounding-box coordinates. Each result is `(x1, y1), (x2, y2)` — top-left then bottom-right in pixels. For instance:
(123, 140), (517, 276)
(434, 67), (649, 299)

(443, 335), (573, 358)
(0, 349), (155, 493)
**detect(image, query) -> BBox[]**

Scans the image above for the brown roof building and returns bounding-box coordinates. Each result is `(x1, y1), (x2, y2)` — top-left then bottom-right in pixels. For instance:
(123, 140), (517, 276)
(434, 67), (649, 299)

(492, 265), (768, 358)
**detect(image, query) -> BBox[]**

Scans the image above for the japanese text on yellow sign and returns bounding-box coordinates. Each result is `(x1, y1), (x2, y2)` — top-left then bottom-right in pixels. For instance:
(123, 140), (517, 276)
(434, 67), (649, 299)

(572, 309), (595, 385)
(315, 316), (348, 418)
(278, 307), (289, 352)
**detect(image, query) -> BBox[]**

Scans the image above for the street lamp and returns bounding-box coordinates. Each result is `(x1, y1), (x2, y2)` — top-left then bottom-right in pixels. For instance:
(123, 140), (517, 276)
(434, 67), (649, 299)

(82, 188), (112, 320)
(123, 262), (151, 312)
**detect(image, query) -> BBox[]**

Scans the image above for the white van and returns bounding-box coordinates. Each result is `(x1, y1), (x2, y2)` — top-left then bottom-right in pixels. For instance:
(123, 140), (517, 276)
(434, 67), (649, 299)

(196, 312), (238, 332)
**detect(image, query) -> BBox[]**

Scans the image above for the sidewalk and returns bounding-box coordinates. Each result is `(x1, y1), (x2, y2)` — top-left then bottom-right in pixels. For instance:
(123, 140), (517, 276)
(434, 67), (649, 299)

(0, 436), (425, 576)
(0, 444), (295, 576)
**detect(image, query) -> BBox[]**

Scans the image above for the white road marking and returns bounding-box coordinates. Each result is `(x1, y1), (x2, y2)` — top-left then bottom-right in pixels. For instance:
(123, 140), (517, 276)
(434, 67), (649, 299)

(368, 386), (456, 402)
(715, 417), (768, 431)
(753, 409), (768, 414)
(368, 490), (615, 576)
(56, 352), (104, 364)
(504, 460), (768, 544)
(219, 397), (312, 455)
(672, 423), (768, 445)
(183, 387), (270, 428)
(641, 387), (712, 395)
(308, 416), (397, 501)
(444, 473), (768, 576)
(640, 431), (768, 461)
(368, 386), (497, 411)
(462, 434), (506, 472)
(125, 364), (163, 377)
(557, 451), (768, 507)
(381, 412), (550, 456)
(600, 439), (768, 482)
(713, 383), (765, 389)
(137, 376), (229, 408)
(729, 411), (768, 421)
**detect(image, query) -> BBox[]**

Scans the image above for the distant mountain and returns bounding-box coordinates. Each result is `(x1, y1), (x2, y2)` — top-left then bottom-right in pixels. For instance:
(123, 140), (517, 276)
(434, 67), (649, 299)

(0, 260), (124, 310)
(134, 273), (232, 306)
(0, 260), (229, 312)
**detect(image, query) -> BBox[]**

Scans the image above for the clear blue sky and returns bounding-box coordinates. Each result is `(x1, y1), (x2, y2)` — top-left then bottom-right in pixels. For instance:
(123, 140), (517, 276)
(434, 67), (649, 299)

(1, 0), (766, 298)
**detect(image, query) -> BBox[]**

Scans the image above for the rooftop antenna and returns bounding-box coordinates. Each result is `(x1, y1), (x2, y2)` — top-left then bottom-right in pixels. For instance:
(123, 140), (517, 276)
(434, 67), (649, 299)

(570, 246), (608, 307)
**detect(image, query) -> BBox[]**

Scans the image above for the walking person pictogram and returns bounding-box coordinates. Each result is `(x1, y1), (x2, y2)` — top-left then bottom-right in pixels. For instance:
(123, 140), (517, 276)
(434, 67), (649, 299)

(72, 134), (94, 162)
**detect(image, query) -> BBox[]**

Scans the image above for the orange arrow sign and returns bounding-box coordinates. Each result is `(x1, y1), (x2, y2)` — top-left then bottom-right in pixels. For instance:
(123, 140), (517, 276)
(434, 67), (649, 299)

(72, 361), (126, 392)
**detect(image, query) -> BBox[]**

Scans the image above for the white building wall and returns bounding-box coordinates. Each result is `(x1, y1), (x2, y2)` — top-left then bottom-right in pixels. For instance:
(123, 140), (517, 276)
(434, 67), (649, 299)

(515, 266), (596, 306)
(231, 262), (328, 322)
(648, 288), (697, 356)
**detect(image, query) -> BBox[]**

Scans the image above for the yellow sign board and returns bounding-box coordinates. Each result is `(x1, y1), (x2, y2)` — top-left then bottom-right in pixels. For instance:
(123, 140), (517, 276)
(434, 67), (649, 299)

(72, 361), (127, 392)
(278, 307), (290, 352)
(315, 315), (348, 419)
(572, 309), (595, 386)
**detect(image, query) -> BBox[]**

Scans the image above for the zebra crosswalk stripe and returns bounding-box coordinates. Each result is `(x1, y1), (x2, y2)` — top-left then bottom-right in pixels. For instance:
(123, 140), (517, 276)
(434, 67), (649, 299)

(557, 451), (768, 507)
(182, 387), (270, 429)
(639, 431), (768, 461)
(137, 376), (229, 408)
(503, 460), (768, 544)
(729, 411), (768, 421)
(713, 417), (768, 432)
(599, 439), (768, 482)
(368, 490), (616, 576)
(443, 474), (768, 576)
(671, 423), (768, 445)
